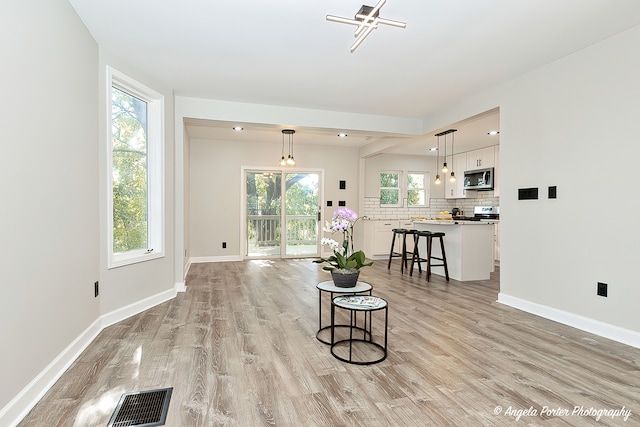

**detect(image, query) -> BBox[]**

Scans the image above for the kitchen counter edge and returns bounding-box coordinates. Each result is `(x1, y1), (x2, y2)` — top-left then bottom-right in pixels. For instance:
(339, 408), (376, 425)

(413, 220), (496, 225)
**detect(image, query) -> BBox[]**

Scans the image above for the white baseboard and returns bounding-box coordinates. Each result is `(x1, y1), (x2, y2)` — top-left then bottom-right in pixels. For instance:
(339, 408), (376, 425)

(497, 293), (640, 349)
(100, 288), (176, 329)
(183, 258), (192, 280)
(175, 281), (187, 292)
(0, 288), (177, 427)
(0, 318), (103, 427)
(190, 255), (243, 263)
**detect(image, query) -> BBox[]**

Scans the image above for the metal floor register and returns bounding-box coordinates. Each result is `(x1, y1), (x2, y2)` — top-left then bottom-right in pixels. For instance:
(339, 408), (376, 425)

(107, 388), (173, 427)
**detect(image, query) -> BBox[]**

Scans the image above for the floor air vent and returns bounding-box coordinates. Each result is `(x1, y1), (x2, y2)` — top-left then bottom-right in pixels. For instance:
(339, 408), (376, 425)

(107, 387), (173, 427)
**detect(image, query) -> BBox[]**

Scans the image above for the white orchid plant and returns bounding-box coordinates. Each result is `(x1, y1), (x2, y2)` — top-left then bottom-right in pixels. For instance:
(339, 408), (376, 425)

(314, 207), (373, 272)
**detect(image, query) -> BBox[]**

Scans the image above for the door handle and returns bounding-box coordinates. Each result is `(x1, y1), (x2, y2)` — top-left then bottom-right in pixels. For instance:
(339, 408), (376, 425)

(317, 211), (321, 221)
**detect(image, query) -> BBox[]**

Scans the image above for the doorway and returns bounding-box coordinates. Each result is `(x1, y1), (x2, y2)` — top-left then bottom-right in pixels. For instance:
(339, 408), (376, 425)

(244, 169), (322, 258)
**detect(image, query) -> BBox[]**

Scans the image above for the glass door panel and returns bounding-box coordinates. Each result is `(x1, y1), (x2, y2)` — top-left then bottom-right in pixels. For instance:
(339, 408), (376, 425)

(246, 171), (281, 257)
(284, 173), (319, 257)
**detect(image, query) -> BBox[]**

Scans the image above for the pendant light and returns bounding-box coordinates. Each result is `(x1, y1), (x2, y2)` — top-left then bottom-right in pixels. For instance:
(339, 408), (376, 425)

(279, 134), (287, 166)
(449, 129), (456, 183)
(441, 132), (448, 173)
(434, 134), (441, 184)
(279, 129), (296, 166)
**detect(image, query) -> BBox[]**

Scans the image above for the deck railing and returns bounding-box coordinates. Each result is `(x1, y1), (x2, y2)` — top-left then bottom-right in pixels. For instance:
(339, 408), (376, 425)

(247, 215), (317, 247)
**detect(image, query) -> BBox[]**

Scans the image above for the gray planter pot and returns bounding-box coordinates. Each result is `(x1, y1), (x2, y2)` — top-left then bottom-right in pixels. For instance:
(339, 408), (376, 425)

(331, 270), (360, 288)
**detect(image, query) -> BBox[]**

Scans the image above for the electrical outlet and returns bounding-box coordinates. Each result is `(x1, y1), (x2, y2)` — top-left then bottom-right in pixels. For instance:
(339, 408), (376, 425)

(597, 282), (607, 297)
(222, 242), (227, 249)
(94, 281), (99, 297)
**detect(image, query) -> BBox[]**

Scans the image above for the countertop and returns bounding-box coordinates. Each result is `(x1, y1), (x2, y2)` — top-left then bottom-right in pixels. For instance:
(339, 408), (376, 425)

(413, 219), (496, 225)
(363, 218), (498, 224)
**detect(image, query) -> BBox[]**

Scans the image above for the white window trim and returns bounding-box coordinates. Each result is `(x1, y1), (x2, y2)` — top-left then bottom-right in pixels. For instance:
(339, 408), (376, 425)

(380, 170), (402, 207)
(107, 66), (165, 269)
(407, 171), (430, 207)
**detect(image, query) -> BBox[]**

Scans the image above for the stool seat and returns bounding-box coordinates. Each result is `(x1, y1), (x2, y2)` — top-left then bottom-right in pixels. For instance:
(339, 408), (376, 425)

(387, 228), (416, 273)
(410, 230), (449, 282)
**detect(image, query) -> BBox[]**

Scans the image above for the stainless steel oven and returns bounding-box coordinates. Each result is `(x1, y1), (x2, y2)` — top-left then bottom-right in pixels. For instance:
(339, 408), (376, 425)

(452, 206), (499, 222)
(473, 205), (499, 220)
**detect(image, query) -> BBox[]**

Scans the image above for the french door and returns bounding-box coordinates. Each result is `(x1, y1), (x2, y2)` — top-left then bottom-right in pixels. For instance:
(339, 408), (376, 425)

(244, 169), (321, 258)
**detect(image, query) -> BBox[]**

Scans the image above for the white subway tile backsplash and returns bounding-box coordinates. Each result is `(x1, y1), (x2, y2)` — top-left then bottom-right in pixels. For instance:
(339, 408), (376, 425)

(363, 196), (499, 219)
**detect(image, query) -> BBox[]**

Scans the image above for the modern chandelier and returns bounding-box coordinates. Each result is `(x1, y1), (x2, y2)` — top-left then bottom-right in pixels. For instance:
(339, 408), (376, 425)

(326, 0), (406, 53)
(279, 129), (296, 166)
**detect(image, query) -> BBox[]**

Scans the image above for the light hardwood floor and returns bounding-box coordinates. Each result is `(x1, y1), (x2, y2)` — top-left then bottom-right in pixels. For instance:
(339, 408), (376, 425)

(18, 259), (640, 426)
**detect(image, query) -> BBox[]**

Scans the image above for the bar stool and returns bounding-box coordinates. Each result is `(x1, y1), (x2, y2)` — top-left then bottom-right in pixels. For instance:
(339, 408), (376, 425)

(409, 230), (449, 282)
(387, 228), (415, 273)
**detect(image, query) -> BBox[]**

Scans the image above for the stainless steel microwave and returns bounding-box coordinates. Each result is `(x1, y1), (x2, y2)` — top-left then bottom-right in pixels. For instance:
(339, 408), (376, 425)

(463, 167), (494, 190)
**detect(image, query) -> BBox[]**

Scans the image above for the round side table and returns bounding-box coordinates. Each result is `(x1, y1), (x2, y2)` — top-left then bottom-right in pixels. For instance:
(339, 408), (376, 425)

(316, 280), (372, 345)
(330, 295), (388, 365)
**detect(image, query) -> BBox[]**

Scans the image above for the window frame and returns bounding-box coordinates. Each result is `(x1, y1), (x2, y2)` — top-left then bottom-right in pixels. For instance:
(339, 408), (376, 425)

(107, 66), (165, 269)
(379, 170), (402, 207)
(407, 171), (430, 207)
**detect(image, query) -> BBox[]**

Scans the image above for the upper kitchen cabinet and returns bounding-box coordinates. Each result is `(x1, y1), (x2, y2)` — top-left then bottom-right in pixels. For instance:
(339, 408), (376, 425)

(466, 146), (496, 171)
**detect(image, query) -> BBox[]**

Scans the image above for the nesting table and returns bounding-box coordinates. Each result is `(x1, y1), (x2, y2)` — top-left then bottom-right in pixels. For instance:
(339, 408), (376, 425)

(331, 295), (388, 365)
(316, 280), (372, 345)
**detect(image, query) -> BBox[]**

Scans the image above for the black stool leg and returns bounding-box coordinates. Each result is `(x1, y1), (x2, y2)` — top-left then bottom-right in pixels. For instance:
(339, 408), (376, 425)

(410, 233), (424, 276)
(409, 233), (418, 276)
(400, 232), (407, 273)
(426, 235), (433, 282)
(387, 230), (397, 269)
(439, 235), (450, 281)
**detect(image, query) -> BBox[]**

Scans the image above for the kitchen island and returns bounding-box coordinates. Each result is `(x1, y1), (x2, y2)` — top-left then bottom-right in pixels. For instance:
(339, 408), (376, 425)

(412, 220), (495, 281)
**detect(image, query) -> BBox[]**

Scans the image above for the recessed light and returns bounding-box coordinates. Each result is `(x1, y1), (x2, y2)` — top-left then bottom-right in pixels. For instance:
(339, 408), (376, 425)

(487, 130), (499, 136)
(338, 133), (348, 137)
(429, 147), (438, 151)
(233, 126), (244, 131)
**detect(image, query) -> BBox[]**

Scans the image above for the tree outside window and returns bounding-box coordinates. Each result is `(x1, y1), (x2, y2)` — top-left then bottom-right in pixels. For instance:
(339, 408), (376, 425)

(407, 172), (429, 206)
(112, 87), (148, 253)
(380, 171), (400, 206)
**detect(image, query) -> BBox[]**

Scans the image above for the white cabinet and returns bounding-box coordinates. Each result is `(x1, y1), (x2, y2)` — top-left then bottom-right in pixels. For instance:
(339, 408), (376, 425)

(445, 152), (471, 199)
(363, 220), (415, 259)
(493, 145), (500, 197)
(373, 221), (396, 256)
(444, 157), (455, 199)
(495, 221), (500, 261)
(466, 146), (495, 171)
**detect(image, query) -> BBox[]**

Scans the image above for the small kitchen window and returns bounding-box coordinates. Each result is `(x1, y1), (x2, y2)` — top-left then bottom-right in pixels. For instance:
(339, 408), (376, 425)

(407, 172), (429, 207)
(380, 171), (401, 207)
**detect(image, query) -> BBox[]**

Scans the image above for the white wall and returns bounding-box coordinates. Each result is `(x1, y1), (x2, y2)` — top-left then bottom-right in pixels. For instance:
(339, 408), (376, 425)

(424, 25), (640, 342)
(183, 127), (191, 277)
(0, 0), (99, 418)
(1, 2), (179, 423)
(189, 138), (360, 258)
(499, 25), (640, 337)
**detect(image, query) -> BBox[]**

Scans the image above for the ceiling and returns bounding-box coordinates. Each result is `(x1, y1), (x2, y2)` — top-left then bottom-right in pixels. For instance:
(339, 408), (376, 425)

(183, 108), (500, 156)
(69, 0), (640, 155)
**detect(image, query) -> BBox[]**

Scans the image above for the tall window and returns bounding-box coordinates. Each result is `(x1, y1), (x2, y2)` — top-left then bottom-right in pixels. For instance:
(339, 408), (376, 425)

(407, 172), (429, 206)
(108, 67), (164, 268)
(380, 171), (401, 206)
